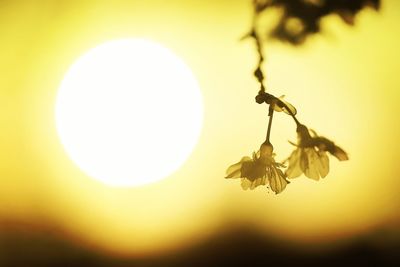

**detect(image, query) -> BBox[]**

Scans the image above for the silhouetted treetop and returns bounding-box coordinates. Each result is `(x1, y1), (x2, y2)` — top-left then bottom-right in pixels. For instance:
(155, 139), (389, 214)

(253, 0), (380, 45)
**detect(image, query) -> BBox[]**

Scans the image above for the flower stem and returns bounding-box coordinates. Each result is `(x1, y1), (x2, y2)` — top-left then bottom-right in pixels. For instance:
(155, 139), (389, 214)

(266, 105), (274, 143)
(250, 12), (266, 93)
(278, 100), (301, 127)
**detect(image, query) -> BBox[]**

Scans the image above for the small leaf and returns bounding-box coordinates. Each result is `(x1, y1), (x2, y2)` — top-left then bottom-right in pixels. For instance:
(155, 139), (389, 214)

(273, 95), (297, 115)
(332, 146), (349, 161)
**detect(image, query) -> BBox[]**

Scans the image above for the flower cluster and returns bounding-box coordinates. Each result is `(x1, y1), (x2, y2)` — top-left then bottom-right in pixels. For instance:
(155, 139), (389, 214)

(226, 142), (289, 194)
(226, 123), (348, 194)
(226, 124), (348, 194)
(286, 124), (348, 180)
(225, 5), (349, 195)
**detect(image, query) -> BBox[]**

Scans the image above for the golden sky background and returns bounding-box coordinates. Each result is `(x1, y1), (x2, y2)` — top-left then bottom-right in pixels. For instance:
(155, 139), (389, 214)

(1, 0), (399, 257)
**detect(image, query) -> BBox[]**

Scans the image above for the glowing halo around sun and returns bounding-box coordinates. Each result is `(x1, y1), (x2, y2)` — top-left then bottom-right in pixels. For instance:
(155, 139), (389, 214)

(55, 39), (203, 187)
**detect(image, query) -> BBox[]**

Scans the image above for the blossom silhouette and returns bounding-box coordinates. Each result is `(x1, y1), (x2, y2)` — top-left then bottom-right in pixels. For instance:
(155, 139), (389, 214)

(225, 2), (351, 194)
(286, 124), (348, 180)
(226, 142), (289, 194)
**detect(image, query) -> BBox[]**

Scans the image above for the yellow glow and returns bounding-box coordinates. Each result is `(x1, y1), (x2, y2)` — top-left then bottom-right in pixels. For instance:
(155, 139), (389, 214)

(1, 0), (399, 258)
(55, 39), (203, 187)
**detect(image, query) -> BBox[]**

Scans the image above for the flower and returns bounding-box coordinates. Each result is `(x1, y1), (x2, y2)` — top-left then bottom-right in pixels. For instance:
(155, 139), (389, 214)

(226, 143), (289, 194)
(286, 124), (348, 180)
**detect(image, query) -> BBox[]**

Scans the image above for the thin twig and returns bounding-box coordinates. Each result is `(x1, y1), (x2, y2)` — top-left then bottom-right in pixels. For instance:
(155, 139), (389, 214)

(266, 105), (274, 143)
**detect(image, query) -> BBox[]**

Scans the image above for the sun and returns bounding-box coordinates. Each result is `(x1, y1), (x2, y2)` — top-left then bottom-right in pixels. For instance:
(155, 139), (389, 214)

(55, 39), (203, 187)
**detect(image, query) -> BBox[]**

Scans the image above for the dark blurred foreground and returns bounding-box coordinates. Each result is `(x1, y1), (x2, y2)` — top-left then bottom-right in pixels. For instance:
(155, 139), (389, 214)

(0, 220), (399, 267)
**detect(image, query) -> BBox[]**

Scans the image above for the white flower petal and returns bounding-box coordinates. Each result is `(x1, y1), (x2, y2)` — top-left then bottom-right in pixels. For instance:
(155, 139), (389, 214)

(302, 148), (321, 180)
(241, 178), (252, 190)
(286, 149), (303, 178)
(269, 167), (289, 194)
(250, 177), (267, 190)
(316, 151), (329, 178)
(225, 157), (251, 178)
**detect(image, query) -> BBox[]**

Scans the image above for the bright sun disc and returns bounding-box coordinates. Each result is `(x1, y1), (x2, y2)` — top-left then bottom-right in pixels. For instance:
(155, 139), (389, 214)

(55, 39), (203, 187)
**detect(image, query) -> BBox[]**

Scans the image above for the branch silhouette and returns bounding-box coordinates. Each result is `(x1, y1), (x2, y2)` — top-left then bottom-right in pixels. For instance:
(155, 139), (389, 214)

(225, 0), (379, 194)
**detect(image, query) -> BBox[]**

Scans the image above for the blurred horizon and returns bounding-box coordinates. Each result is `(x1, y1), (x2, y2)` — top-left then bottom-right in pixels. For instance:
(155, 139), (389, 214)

(1, 217), (399, 266)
